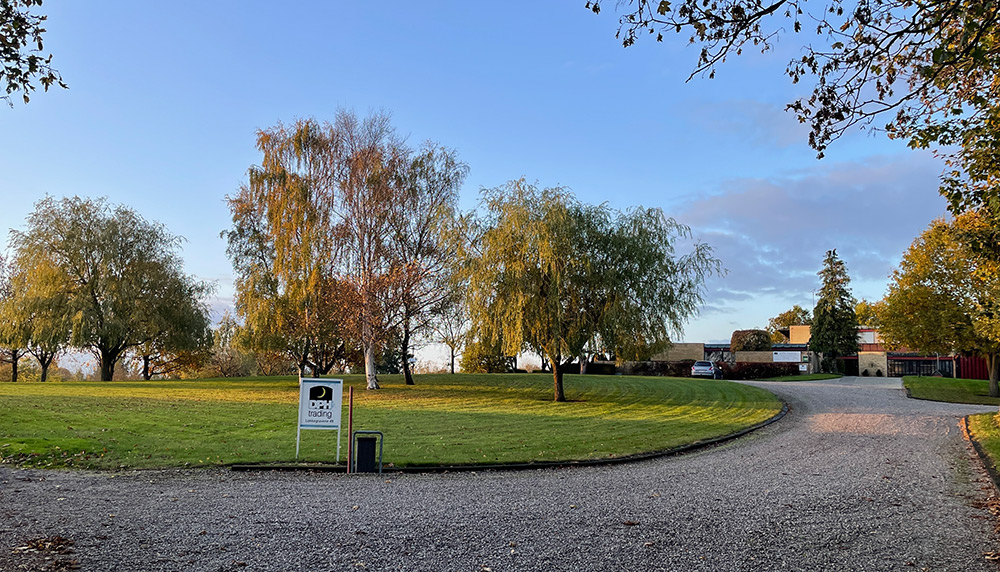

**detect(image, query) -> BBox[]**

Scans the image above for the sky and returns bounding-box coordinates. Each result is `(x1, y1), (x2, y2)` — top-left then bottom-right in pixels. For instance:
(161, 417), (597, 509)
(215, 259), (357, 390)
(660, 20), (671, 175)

(0, 2), (951, 365)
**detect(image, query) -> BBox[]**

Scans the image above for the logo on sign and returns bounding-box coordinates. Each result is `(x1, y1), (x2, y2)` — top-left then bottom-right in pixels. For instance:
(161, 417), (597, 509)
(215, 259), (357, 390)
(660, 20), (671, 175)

(309, 385), (333, 410)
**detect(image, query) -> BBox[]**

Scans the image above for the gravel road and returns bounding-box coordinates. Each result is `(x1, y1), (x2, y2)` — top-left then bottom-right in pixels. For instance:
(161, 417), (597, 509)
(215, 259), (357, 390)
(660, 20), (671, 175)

(3, 376), (1000, 572)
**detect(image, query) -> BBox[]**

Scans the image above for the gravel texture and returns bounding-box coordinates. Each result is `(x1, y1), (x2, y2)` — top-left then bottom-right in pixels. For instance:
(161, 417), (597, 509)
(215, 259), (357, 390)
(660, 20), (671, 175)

(3, 376), (1000, 571)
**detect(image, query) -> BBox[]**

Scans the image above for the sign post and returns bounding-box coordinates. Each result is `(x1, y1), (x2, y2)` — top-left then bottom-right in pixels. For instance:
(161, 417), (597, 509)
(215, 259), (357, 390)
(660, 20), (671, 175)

(296, 377), (344, 461)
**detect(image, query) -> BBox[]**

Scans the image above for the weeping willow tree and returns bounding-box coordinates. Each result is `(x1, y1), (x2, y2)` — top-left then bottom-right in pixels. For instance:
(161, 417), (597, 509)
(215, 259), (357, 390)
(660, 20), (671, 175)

(464, 180), (722, 402)
(9, 197), (211, 381)
(225, 118), (358, 377)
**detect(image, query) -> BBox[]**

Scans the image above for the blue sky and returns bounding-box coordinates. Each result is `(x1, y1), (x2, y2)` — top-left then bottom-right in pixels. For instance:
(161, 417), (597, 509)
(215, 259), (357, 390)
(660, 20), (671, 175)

(1, 2), (950, 359)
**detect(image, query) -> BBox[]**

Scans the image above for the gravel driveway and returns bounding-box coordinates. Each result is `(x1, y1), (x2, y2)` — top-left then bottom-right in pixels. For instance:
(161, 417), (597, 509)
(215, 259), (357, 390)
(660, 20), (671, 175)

(3, 376), (999, 571)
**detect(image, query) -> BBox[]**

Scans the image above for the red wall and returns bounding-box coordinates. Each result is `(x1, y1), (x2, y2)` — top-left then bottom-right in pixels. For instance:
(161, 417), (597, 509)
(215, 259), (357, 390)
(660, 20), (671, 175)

(957, 356), (990, 380)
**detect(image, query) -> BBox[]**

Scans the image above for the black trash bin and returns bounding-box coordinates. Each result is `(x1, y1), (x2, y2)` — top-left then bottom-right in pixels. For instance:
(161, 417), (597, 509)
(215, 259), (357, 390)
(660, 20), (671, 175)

(355, 436), (377, 473)
(352, 430), (383, 473)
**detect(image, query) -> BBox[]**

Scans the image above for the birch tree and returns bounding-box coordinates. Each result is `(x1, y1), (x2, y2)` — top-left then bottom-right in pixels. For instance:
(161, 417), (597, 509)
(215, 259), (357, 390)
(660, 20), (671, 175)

(227, 110), (461, 389)
(388, 143), (468, 385)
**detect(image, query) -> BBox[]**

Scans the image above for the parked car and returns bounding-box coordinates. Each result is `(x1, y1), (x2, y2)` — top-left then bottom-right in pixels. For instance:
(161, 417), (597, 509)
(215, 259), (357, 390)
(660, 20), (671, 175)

(690, 360), (722, 379)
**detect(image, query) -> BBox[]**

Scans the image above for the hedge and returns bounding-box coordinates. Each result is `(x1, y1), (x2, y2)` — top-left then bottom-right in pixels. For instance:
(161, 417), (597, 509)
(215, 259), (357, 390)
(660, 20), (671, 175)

(720, 362), (799, 380)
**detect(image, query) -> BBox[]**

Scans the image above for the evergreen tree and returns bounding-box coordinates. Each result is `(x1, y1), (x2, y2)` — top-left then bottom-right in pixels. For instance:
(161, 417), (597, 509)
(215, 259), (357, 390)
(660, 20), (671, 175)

(812, 249), (858, 372)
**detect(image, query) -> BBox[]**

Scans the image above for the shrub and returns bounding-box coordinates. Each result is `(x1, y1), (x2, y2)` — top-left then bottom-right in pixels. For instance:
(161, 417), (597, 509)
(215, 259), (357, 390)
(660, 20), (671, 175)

(719, 362), (798, 380)
(630, 360), (697, 377)
(459, 339), (514, 373)
(583, 362), (618, 375)
(731, 329), (773, 352)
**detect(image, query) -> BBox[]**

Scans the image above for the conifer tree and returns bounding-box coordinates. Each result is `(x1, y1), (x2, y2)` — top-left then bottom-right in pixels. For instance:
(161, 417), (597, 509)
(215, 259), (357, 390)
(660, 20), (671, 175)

(811, 249), (858, 372)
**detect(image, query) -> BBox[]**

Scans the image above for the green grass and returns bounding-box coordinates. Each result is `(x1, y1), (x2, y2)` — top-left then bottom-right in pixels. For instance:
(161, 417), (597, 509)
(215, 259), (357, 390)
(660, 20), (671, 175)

(0, 373), (782, 470)
(903, 376), (1000, 406)
(759, 373), (843, 382)
(966, 413), (1000, 474)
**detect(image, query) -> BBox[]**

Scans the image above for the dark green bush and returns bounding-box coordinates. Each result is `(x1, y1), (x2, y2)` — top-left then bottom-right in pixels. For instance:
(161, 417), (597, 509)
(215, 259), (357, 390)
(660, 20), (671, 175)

(630, 360), (696, 377)
(719, 362), (798, 380)
(583, 362), (618, 375)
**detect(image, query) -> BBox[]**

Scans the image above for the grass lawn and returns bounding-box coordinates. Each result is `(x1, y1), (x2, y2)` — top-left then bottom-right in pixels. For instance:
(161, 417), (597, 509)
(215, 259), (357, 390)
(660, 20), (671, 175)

(966, 413), (1000, 474)
(903, 376), (1000, 406)
(0, 373), (782, 470)
(759, 373), (843, 382)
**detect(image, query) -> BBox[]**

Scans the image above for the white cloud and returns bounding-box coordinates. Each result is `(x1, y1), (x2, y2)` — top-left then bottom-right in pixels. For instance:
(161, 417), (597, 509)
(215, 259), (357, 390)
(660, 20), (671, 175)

(675, 151), (950, 341)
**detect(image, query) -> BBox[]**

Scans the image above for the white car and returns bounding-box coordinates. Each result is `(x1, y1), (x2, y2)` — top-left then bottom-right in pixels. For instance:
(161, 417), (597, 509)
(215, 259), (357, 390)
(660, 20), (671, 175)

(690, 360), (722, 379)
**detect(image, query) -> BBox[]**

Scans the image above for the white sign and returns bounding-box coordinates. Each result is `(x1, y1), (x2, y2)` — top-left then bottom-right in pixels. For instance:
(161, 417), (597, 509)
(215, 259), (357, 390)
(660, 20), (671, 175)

(773, 351), (802, 363)
(298, 378), (343, 429)
(799, 364), (808, 372)
(296, 378), (344, 459)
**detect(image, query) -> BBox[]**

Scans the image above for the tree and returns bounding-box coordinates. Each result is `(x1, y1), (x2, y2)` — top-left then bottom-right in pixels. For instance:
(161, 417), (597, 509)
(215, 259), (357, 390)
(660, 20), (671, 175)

(387, 143), (468, 385)
(811, 249), (858, 372)
(327, 110), (410, 389)
(586, 1), (1000, 214)
(2, 257), (70, 381)
(226, 110), (461, 390)
(766, 305), (812, 343)
(854, 299), (881, 329)
(433, 294), (469, 374)
(9, 196), (213, 381)
(129, 276), (213, 380)
(0, 255), (29, 381)
(878, 212), (1000, 395)
(1, 0), (66, 106)
(225, 117), (367, 380)
(204, 310), (254, 378)
(464, 180), (721, 401)
(458, 335), (513, 374)
(730, 329), (772, 352)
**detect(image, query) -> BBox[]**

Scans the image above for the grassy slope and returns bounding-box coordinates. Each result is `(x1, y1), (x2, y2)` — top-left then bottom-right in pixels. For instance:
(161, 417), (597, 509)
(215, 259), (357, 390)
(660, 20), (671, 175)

(0, 374), (781, 470)
(903, 376), (1000, 406)
(967, 413), (1000, 474)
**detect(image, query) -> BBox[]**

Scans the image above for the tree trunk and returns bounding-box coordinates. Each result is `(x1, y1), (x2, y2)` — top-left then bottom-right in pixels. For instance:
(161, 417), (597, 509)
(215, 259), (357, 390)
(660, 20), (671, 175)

(989, 353), (999, 398)
(579, 352), (587, 374)
(449, 347), (455, 374)
(10, 350), (18, 383)
(37, 351), (54, 382)
(364, 343), (380, 389)
(551, 357), (565, 402)
(401, 324), (414, 386)
(142, 355), (152, 381)
(99, 349), (117, 381)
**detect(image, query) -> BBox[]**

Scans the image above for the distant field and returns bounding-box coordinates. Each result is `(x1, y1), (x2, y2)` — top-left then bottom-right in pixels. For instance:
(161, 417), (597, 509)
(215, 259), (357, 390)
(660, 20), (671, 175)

(903, 376), (1000, 406)
(0, 373), (782, 469)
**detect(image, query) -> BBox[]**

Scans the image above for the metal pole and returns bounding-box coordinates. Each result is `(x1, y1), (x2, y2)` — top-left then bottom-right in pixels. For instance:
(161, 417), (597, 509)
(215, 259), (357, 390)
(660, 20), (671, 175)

(295, 374), (302, 459)
(347, 386), (354, 473)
